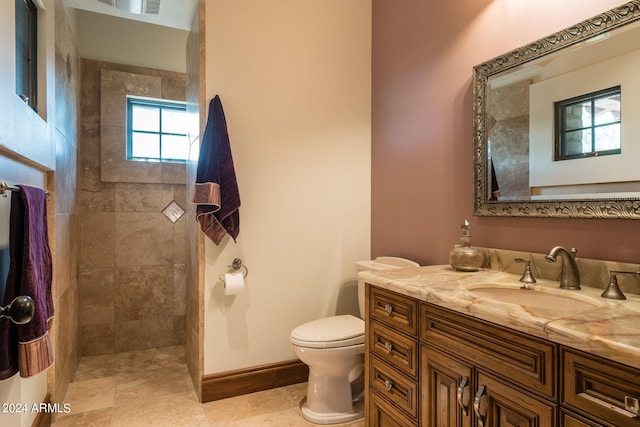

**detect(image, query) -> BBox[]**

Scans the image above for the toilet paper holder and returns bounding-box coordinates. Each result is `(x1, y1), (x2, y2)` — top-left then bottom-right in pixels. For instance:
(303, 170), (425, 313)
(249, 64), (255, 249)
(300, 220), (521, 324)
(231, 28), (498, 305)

(219, 258), (249, 282)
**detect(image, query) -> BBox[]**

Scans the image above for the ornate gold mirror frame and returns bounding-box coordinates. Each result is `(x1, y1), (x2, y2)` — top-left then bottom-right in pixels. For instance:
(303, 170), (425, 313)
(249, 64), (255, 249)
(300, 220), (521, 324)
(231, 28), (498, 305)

(473, 1), (640, 218)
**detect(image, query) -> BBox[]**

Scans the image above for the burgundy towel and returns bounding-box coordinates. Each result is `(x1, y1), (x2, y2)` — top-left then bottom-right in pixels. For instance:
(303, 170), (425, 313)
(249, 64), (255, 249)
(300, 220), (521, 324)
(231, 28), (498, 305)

(0, 185), (54, 379)
(192, 95), (241, 244)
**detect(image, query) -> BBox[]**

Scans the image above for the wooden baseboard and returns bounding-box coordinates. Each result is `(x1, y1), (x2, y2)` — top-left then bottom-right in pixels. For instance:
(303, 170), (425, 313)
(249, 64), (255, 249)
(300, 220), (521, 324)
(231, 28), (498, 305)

(202, 359), (308, 402)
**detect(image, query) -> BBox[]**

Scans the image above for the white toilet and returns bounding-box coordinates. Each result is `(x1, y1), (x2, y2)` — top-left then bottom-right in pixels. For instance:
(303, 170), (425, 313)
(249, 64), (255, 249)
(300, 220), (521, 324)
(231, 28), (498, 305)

(290, 256), (419, 424)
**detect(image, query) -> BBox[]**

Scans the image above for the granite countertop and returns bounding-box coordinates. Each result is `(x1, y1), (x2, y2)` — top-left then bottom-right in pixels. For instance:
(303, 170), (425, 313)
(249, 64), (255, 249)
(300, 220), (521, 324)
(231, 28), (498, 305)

(360, 265), (640, 369)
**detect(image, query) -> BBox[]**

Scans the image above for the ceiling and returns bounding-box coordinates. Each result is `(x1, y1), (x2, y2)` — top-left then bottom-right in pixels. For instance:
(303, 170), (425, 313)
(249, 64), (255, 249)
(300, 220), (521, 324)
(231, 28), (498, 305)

(62, 0), (200, 31)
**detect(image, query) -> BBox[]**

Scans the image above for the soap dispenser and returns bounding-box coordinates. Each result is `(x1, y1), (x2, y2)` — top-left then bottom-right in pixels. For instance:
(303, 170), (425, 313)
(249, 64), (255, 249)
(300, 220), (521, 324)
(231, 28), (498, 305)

(449, 219), (483, 272)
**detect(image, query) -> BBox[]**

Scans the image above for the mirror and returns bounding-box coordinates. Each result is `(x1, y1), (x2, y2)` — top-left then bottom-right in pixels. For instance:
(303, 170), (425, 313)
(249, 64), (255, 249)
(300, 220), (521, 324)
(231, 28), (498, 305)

(473, 1), (640, 218)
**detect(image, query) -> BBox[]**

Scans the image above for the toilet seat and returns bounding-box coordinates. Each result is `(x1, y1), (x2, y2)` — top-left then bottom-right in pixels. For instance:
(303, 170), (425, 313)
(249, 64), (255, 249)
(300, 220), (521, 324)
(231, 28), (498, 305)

(290, 315), (364, 349)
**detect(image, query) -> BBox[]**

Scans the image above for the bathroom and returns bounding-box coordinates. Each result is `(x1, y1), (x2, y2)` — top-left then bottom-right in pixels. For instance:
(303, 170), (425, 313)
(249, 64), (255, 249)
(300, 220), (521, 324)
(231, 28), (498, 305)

(1, 0), (639, 426)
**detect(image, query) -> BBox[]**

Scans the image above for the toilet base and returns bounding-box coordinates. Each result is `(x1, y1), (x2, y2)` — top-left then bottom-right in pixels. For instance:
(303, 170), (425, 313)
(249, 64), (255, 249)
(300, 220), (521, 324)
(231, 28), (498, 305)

(301, 399), (364, 425)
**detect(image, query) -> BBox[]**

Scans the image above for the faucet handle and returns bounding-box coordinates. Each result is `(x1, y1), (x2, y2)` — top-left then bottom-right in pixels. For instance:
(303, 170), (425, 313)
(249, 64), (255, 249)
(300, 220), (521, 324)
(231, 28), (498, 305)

(515, 258), (537, 286)
(602, 270), (638, 300)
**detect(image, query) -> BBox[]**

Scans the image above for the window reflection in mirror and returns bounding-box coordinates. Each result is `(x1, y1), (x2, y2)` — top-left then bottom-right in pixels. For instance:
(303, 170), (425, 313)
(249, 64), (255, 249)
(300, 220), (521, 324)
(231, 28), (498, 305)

(555, 86), (621, 160)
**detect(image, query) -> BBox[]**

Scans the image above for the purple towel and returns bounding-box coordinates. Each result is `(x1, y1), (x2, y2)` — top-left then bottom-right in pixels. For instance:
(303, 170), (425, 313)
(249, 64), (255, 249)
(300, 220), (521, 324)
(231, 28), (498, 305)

(0, 185), (54, 379)
(192, 95), (241, 244)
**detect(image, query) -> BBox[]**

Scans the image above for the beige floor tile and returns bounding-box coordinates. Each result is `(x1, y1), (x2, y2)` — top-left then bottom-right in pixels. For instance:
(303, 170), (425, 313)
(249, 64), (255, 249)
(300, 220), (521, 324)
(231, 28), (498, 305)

(111, 392), (209, 427)
(62, 376), (116, 414)
(53, 408), (113, 427)
(74, 345), (185, 381)
(203, 387), (292, 425)
(114, 364), (194, 404)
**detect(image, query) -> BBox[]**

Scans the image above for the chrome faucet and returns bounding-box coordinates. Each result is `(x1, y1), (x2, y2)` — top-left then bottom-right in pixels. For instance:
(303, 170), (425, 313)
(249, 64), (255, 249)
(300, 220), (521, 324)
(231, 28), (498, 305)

(545, 246), (581, 290)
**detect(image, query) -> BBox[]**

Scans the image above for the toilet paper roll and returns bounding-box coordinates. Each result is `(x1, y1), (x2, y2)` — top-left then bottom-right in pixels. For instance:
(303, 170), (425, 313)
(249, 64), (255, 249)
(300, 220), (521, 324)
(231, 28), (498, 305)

(224, 272), (245, 295)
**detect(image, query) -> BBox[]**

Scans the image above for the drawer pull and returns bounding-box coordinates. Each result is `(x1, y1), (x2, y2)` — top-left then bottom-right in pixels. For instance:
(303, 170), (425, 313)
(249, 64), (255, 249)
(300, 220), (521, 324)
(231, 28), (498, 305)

(474, 386), (486, 427)
(456, 376), (470, 416)
(384, 341), (393, 353)
(384, 303), (394, 315)
(384, 379), (394, 391)
(626, 396), (640, 416)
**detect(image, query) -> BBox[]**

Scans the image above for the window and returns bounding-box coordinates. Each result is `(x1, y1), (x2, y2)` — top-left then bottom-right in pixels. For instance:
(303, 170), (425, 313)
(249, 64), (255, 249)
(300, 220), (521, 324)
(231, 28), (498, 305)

(127, 97), (189, 162)
(15, 0), (38, 111)
(554, 86), (621, 161)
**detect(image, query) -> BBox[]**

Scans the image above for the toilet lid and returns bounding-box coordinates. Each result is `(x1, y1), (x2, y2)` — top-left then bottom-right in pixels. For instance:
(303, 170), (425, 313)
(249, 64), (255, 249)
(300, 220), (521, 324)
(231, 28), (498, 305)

(290, 315), (364, 349)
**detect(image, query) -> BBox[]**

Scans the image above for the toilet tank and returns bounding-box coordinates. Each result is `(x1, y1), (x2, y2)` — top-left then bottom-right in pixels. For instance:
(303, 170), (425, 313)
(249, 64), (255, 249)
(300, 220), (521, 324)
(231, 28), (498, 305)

(355, 256), (419, 319)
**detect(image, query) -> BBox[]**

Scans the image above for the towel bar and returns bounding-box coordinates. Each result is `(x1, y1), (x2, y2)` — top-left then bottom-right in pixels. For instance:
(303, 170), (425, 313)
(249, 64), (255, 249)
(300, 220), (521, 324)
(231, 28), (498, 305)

(0, 181), (51, 200)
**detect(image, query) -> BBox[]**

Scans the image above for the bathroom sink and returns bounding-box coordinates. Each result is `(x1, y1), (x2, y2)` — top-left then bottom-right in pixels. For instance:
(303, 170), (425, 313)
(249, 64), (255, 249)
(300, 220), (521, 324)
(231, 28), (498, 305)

(468, 283), (603, 317)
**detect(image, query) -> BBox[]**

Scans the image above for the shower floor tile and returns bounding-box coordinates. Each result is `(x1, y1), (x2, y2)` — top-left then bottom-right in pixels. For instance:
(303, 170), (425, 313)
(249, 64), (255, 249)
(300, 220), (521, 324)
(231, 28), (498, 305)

(53, 346), (364, 427)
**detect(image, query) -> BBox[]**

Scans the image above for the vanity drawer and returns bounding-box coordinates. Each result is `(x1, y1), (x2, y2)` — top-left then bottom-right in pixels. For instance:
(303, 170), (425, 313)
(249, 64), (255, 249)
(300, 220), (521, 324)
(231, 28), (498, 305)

(370, 356), (419, 419)
(421, 303), (558, 400)
(369, 391), (418, 427)
(562, 347), (640, 426)
(369, 320), (418, 378)
(369, 286), (418, 336)
(560, 409), (605, 427)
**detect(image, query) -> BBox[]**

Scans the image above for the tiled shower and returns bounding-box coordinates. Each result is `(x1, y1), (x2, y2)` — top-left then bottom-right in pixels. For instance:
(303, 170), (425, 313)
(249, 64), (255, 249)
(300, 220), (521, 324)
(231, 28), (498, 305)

(78, 59), (188, 356)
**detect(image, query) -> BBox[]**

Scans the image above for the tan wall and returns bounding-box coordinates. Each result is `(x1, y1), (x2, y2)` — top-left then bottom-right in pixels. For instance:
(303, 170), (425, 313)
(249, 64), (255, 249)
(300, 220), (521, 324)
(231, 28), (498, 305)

(78, 60), (187, 356)
(200, 0), (372, 374)
(371, 0), (640, 265)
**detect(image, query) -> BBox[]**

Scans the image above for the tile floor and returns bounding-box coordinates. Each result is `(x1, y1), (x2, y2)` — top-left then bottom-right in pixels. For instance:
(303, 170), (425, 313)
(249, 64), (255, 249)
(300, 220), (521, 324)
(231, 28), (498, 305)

(52, 346), (365, 427)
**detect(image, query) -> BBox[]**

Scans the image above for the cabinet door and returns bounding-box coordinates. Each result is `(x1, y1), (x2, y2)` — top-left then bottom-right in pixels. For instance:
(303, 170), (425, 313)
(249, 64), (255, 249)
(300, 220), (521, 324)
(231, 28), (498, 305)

(475, 371), (557, 427)
(421, 344), (473, 427)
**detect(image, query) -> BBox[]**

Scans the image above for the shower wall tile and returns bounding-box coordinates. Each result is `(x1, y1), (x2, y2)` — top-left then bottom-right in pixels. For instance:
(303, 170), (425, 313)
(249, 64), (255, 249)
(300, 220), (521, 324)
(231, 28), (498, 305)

(173, 184), (187, 207)
(81, 324), (115, 356)
(80, 212), (115, 268)
(161, 73), (187, 101)
(161, 161), (187, 184)
(78, 133), (103, 192)
(54, 213), (78, 297)
(115, 212), (174, 267)
(174, 264), (187, 316)
(115, 317), (174, 352)
(114, 266), (173, 322)
(54, 130), (78, 214)
(79, 268), (115, 326)
(174, 315), (186, 345)
(173, 216), (187, 264)
(115, 183), (174, 212)
(79, 187), (116, 213)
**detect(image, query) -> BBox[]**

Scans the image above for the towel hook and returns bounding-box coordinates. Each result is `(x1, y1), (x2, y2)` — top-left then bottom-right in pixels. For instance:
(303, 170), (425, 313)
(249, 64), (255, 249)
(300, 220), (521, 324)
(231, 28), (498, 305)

(218, 258), (248, 282)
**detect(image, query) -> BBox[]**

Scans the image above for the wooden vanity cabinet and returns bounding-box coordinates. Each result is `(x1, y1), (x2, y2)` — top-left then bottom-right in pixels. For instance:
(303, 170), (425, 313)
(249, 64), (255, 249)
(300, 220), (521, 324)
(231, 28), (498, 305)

(367, 285), (420, 426)
(421, 303), (558, 427)
(365, 284), (640, 427)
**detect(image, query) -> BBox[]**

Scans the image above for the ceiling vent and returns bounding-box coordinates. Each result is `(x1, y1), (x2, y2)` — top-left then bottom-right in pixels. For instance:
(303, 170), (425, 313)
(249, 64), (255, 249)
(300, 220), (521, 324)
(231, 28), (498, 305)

(96, 0), (160, 15)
